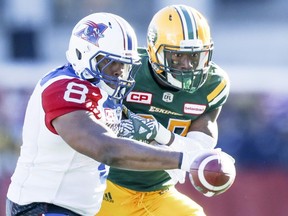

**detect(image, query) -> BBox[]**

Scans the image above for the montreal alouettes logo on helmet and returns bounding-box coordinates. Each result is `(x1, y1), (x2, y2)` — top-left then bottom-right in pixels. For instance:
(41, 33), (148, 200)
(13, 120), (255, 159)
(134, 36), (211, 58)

(74, 20), (108, 46)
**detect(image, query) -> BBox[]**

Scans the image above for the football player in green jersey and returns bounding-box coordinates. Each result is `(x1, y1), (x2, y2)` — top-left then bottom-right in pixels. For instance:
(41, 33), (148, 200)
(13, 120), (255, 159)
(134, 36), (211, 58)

(97, 5), (230, 216)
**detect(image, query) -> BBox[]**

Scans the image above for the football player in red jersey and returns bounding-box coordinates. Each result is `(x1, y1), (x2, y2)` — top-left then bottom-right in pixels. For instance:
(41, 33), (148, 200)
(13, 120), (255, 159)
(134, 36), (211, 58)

(5, 12), (210, 216)
(98, 5), (232, 216)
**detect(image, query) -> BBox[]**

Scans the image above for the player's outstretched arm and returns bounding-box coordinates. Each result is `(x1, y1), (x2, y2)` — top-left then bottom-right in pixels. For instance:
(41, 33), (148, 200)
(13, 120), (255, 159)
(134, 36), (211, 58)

(167, 107), (222, 150)
(121, 107), (222, 151)
(52, 110), (183, 171)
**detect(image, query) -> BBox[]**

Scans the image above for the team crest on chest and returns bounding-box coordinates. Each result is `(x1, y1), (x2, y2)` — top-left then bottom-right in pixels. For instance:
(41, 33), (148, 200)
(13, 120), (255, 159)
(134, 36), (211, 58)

(162, 92), (174, 103)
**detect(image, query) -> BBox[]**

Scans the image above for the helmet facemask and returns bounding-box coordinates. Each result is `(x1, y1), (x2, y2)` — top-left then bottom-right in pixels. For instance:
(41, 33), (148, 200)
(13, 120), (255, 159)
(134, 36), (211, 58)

(87, 51), (141, 100)
(153, 43), (213, 93)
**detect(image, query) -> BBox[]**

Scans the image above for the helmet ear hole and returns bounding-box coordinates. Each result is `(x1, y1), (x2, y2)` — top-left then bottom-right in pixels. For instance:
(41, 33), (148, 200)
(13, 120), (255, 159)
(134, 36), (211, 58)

(76, 49), (82, 60)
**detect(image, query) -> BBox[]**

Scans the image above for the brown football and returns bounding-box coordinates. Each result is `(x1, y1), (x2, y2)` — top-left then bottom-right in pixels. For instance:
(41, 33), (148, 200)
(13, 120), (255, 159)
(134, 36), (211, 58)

(189, 150), (236, 197)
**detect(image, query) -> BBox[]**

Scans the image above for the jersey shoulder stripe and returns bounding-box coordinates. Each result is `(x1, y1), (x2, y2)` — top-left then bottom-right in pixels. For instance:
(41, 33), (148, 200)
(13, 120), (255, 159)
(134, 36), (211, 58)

(203, 63), (230, 110)
(40, 64), (77, 87)
(207, 79), (227, 102)
(209, 82), (229, 107)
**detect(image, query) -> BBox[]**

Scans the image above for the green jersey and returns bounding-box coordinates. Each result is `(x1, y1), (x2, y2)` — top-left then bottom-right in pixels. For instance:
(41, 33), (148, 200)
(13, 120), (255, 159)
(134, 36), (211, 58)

(108, 48), (230, 191)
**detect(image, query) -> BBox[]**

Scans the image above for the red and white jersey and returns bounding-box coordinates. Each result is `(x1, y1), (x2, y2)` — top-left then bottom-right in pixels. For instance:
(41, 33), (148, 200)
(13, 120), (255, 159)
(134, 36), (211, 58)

(7, 64), (122, 216)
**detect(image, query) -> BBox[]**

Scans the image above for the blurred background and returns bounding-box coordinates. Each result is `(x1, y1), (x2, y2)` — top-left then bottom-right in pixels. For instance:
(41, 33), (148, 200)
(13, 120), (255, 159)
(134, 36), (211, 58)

(0, 0), (287, 215)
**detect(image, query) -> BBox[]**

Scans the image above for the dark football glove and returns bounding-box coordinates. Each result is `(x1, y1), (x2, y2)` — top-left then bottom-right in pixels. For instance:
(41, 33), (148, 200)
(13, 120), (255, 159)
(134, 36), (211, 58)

(118, 106), (158, 142)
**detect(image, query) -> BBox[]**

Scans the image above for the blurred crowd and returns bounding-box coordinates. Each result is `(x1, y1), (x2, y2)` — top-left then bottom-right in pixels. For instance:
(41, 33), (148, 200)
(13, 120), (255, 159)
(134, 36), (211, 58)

(218, 93), (288, 169)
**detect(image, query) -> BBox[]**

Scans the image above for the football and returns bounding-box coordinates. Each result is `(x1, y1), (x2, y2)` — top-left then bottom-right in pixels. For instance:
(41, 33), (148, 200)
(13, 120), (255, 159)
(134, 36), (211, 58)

(189, 150), (236, 197)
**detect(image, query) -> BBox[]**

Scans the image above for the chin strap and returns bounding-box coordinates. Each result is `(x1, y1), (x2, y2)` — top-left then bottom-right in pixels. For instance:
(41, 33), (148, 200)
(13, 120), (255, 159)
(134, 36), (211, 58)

(97, 80), (116, 96)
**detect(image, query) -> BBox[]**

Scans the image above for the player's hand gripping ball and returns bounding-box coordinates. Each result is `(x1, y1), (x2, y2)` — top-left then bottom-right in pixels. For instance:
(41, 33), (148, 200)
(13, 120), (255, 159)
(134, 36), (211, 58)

(189, 150), (236, 197)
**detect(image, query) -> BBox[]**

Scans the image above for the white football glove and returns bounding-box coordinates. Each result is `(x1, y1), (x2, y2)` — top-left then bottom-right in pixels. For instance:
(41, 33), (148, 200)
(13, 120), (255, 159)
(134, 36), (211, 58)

(151, 119), (217, 184)
(152, 143), (186, 184)
(180, 148), (230, 172)
(165, 169), (187, 184)
(165, 149), (212, 184)
(160, 147), (223, 184)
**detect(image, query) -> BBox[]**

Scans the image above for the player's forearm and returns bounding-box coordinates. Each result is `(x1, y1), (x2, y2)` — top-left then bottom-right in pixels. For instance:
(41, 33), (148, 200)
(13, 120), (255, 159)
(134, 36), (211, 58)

(100, 137), (182, 170)
(53, 111), (182, 171)
(72, 133), (182, 171)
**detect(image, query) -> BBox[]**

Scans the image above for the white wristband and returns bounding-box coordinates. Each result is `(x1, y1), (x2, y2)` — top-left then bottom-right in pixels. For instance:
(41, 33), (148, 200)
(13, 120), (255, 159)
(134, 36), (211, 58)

(180, 148), (222, 172)
(154, 123), (172, 145)
(154, 125), (216, 151)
